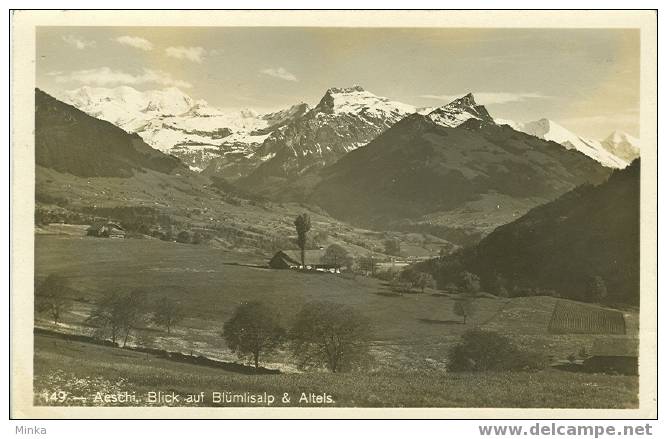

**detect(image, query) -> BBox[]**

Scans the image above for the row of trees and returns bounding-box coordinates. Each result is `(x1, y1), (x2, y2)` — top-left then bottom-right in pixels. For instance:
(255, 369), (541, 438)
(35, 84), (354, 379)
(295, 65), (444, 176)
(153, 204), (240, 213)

(36, 275), (371, 373)
(223, 300), (371, 372)
(86, 291), (185, 346)
(35, 275), (185, 344)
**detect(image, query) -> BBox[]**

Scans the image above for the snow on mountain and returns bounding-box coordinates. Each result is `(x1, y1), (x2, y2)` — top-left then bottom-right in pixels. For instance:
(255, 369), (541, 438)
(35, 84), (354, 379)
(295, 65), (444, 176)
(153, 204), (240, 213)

(57, 85), (639, 176)
(315, 85), (416, 119)
(427, 93), (495, 128)
(57, 86), (310, 173)
(600, 130), (640, 163)
(513, 118), (631, 168)
(425, 95), (638, 169)
(240, 86), (418, 184)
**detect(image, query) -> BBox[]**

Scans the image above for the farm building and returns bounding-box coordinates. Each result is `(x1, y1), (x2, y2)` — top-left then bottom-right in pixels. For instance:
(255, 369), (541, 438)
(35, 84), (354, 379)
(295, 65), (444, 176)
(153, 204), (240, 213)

(269, 251), (301, 269)
(584, 338), (638, 375)
(548, 301), (626, 335)
(269, 249), (341, 272)
(86, 222), (126, 239)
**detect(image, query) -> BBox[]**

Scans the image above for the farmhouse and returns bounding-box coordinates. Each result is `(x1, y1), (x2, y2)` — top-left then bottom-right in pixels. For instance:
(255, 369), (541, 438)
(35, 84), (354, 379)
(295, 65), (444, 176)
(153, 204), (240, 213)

(584, 338), (638, 375)
(548, 301), (626, 335)
(269, 251), (301, 269)
(86, 222), (126, 239)
(269, 249), (341, 272)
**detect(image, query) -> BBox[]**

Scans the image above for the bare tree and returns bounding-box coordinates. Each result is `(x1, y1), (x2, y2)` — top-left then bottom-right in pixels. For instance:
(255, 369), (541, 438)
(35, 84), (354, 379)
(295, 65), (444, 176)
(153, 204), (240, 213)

(87, 290), (149, 346)
(223, 301), (285, 369)
(294, 213), (311, 267)
(453, 296), (476, 324)
(153, 297), (185, 334)
(290, 301), (372, 372)
(87, 292), (124, 345)
(35, 274), (71, 325)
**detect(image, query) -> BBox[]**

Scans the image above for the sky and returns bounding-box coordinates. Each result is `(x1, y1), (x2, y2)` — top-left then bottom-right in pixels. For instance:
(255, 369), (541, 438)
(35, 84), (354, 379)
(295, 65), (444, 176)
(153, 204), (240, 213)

(36, 27), (640, 139)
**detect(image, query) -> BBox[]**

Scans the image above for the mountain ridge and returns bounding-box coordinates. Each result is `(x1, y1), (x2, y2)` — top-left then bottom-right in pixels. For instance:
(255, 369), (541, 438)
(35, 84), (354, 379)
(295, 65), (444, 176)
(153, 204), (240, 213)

(35, 88), (187, 178)
(422, 159), (640, 304)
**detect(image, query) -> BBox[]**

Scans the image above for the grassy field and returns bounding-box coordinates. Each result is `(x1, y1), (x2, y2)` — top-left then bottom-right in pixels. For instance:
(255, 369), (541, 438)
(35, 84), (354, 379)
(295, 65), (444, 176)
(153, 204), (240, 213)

(33, 233), (640, 408)
(34, 332), (638, 408)
(35, 234), (638, 370)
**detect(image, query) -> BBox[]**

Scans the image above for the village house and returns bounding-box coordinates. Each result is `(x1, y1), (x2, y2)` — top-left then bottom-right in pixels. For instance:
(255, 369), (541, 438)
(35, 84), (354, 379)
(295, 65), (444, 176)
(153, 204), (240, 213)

(86, 221), (126, 239)
(269, 249), (342, 273)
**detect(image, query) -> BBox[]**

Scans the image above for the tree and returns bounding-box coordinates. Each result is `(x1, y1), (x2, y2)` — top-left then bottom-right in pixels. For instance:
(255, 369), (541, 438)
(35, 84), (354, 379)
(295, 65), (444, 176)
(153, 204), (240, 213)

(321, 244), (353, 270)
(415, 272), (436, 293)
(383, 239), (401, 256)
(176, 230), (191, 244)
(398, 269), (435, 293)
(35, 274), (71, 324)
(482, 271), (508, 297)
(453, 295), (476, 324)
(87, 290), (149, 347)
(358, 255), (377, 276)
(588, 275), (608, 303)
(192, 231), (204, 245)
(223, 301), (285, 369)
(294, 213), (311, 267)
(87, 292), (125, 345)
(153, 297), (185, 334)
(458, 271), (481, 294)
(289, 301), (371, 372)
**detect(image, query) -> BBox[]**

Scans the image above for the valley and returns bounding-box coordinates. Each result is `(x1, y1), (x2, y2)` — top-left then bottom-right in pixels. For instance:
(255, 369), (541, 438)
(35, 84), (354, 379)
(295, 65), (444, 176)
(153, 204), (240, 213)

(34, 232), (639, 408)
(32, 83), (643, 409)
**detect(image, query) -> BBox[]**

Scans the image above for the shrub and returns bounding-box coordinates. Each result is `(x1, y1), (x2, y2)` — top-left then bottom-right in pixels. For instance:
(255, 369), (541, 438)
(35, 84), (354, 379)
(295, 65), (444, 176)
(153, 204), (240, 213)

(448, 329), (546, 372)
(176, 230), (191, 244)
(374, 270), (396, 282)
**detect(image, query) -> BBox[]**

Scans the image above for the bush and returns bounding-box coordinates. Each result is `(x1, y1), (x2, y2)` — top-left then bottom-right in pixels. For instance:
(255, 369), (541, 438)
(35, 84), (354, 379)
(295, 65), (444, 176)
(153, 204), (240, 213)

(374, 270), (396, 282)
(176, 230), (191, 244)
(447, 329), (546, 372)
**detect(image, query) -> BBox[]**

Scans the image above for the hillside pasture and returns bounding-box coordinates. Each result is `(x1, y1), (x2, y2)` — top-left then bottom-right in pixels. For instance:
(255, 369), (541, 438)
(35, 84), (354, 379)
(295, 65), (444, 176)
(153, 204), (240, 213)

(35, 234), (638, 371)
(34, 332), (638, 408)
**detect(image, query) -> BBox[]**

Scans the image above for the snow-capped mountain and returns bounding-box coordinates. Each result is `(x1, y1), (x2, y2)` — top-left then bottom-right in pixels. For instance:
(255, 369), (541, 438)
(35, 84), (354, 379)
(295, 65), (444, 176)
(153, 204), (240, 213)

(56, 86), (310, 173)
(239, 86), (417, 185)
(427, 93), (495, 127)
(600, 130), (640, 163)
(508, 118), (637, 168)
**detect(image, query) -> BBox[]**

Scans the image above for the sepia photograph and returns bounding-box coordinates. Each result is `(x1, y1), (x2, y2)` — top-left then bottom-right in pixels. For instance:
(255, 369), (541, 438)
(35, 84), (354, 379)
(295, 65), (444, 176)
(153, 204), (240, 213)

(9, 9), (657, 419)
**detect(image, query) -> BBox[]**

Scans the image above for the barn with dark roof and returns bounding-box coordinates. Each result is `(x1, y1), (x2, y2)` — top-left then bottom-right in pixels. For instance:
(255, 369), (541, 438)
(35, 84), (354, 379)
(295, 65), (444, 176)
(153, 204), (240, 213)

(584, 338), (638, 375)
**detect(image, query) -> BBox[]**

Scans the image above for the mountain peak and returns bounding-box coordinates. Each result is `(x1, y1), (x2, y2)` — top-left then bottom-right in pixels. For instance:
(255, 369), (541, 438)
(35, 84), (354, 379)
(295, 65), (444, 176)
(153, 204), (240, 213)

(452, 92), (477, 107)
(314, 86), (415, 117)
(325, 85), (366, 95)
(427, 93), (494, 128)
(604, 130), (638, 145)
(515, 118), (631, 168)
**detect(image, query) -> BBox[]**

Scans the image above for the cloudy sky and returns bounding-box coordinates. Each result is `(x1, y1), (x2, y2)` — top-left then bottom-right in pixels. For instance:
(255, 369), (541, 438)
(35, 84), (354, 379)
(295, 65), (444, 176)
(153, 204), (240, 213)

(36, 27), (639, 138)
